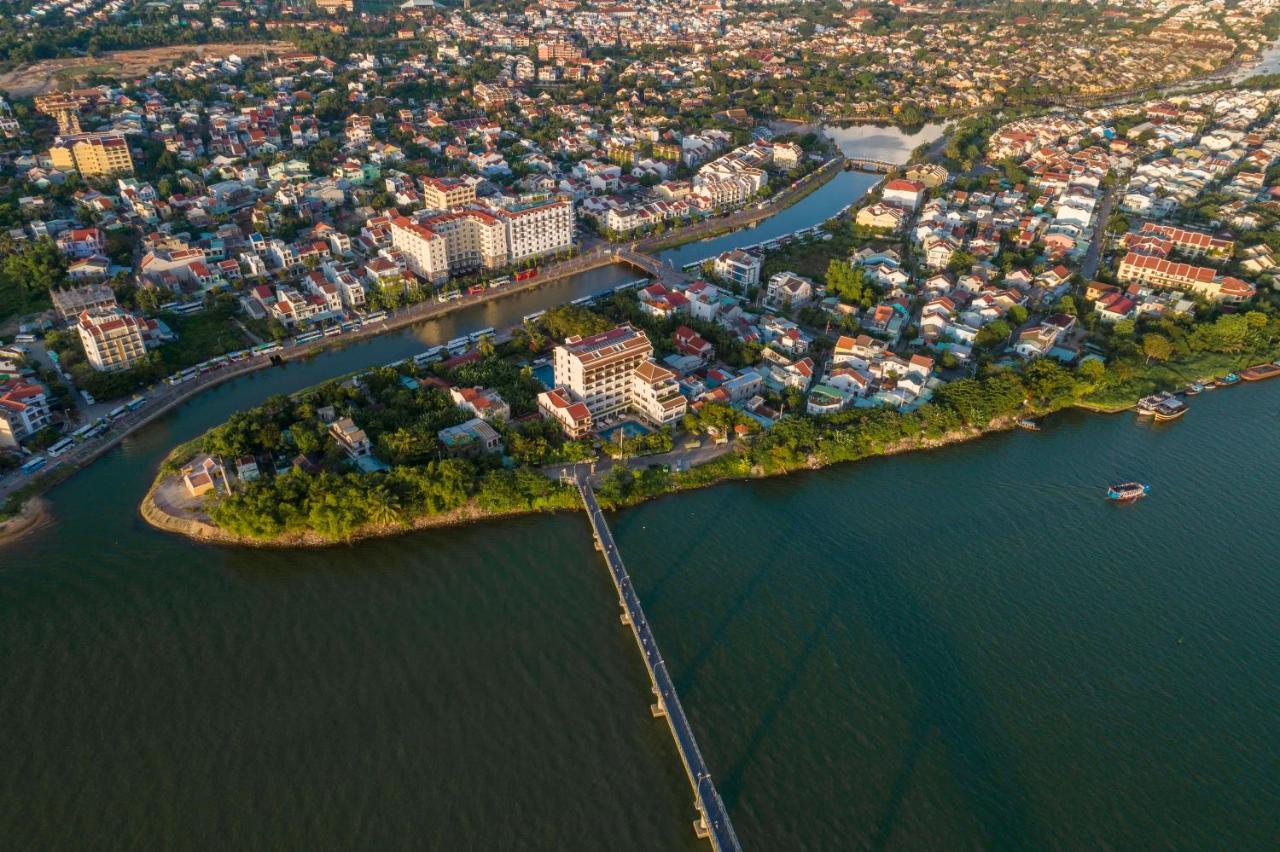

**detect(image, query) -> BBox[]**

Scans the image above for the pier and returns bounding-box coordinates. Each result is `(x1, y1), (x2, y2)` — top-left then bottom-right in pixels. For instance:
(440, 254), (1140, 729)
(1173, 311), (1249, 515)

(575, 471), (742, 852)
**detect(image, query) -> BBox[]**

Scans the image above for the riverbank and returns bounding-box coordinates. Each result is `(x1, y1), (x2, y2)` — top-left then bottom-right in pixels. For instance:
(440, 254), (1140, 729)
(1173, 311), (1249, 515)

(0, 496), (50, 545)
(140, 411), (1022, 549)
(637, 155), (847, 254)
(0, 252), (644, 523)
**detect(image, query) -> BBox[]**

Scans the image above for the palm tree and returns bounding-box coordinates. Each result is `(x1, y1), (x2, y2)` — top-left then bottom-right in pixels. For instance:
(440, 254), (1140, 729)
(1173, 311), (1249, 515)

(367, 484), (403, 528)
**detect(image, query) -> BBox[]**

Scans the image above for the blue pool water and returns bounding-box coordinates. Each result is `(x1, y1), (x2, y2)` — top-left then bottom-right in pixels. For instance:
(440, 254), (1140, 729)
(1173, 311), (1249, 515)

(598, 422), (650, 441)
(532, 364), (554, 389)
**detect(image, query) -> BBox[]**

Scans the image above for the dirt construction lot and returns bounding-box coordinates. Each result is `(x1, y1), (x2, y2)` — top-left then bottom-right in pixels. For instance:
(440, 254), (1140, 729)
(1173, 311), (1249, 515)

(0, 41), (295, 97)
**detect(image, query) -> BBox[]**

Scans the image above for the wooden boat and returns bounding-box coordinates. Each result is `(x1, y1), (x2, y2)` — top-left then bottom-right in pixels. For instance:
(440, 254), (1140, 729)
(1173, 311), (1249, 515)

(1153, 398), (1188, 421)
(1106, 482), (1150, 503)
(1183, 383), (1203, 396)
(1239, 363), (1280, 382)
(1136, 391), (1173, 416)
(1218, 373), (1240, 387)
(1203, 380), (1217, 389)
(1016, 418), (1041, 431)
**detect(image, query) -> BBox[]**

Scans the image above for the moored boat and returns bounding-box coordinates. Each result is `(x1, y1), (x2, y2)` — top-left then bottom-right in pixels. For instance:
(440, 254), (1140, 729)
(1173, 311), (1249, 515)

(1218, 373), (1240, 387)
(1239, 363), (1280, 382)
(1136, 391), (1173, 415)
(1106, 482), (1150, 502)
(1016, 418), (1041, 431)
(1153, 398), (1188, 421)
(1183, 383), (1203, 396)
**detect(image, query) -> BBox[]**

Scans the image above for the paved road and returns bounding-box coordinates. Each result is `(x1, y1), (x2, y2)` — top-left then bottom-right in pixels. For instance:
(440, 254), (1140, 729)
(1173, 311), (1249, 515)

(577, 472), (741, 852)
(1081, 189), (1115, 282)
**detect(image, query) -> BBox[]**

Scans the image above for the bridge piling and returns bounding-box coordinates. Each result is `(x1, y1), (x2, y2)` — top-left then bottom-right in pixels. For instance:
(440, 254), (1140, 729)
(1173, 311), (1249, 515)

(576, 472), (742, 852)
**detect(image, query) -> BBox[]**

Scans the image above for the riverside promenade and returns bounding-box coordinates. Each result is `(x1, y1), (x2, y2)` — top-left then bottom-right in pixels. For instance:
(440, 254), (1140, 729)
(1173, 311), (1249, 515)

(575, 470), (741, 852)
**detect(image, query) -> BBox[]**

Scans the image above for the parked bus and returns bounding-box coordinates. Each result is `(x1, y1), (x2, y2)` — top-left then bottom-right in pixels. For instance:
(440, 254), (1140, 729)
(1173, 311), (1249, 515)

(446, 337), (469, 352)
(71, 422), (97, 441)
(47, 437), (75, 457)
(294, 330), (323, 346)
(522, 310), (545, 324)
(108, 405), (128, 421)
(413, 346), (444, 367)
(469, 327), (495, 342)
(20, 456), (46, 475)
(251, 342), (282, 356)
(362, 311), (387, 324)
(179, 367), (199, 383)
(571, 296), (592, 306)
(79, 389), (96, 406)
(466, 285), (486, 296)
(126, 396), (147, 411)
(490, 276), (511, 288)
(323, 325), (343, 337)
(513, 268), (539, 282)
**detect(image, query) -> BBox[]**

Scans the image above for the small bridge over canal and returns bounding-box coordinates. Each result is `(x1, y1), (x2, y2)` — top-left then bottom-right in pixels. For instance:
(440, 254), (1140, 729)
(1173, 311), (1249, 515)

(575, 471), (742, 852)
(844, 157), (898, 174)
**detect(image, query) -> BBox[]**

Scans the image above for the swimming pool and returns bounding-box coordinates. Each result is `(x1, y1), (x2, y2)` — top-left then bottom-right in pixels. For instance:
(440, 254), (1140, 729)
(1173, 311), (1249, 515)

(532, 364), (554, 389)
(598, 421), (650, 441)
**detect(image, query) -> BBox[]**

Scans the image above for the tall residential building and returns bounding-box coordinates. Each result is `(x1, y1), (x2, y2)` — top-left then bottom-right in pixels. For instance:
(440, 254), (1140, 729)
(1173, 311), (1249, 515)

(76, 307), (152, 372)
(421, 177), (476, 210)
(49, 133), (134, 178)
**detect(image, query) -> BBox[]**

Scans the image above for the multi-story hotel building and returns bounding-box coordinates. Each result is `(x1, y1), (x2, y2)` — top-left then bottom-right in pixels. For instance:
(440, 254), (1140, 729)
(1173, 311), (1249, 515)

(501, 198), (575, 264)
(389, 217), (449, 284)
(630, 361), (688, 425)
(427, 210), (508, 273)
(553, 325), (655, 418)
(76, 307), (152, 371)
(545, 325), (688, 432)
(49, 133), (134, 177)
(1116, 252), (1254, 302)
(390, 198), (574, 284)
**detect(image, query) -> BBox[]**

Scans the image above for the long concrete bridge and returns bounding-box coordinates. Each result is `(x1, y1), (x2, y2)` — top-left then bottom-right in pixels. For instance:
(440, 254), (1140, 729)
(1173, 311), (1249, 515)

(575, 471), (742, 852)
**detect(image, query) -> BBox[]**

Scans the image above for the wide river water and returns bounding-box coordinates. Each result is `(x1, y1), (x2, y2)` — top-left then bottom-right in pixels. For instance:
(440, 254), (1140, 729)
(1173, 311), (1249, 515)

(4, 128), (1278, 849)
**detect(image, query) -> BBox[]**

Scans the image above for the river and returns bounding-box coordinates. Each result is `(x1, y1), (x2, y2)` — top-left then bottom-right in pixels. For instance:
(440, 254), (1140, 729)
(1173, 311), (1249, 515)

(4, 127), (1278, 849)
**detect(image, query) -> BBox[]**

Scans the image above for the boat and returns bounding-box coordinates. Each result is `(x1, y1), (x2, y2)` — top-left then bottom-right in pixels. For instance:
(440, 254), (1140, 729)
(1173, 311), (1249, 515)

(1218, 373), (1240, 387)
(1153, 398), (1188, 421)
(1183, 383), (1203, 396)
(1203, 380), (1217, 389)
(1106, 482), (1150, 503)
(1239, 363), (1280, 382)
(1136, 391), (1173, 416)
(1016, 418), (1041, 431)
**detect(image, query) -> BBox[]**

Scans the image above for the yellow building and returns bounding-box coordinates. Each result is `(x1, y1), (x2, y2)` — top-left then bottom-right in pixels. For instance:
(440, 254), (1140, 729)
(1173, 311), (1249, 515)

(49, 133), (134, 178)
(315, 0), (353, 13)
(421, 177), (476, 210)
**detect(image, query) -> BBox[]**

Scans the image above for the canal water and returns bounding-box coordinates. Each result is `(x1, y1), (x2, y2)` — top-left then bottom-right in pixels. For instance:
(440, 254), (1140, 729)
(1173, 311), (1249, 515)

(4, 128), (1278, 849)
(825, 122), (947, 164)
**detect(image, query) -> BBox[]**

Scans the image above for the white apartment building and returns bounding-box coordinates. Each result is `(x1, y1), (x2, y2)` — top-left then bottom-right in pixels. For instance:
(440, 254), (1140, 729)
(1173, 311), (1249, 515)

(502, 198), (575, 263)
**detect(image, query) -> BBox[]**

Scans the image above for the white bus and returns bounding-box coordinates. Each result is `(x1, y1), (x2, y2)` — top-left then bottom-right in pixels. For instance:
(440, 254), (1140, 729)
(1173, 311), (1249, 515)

(47, 437), (76, 457)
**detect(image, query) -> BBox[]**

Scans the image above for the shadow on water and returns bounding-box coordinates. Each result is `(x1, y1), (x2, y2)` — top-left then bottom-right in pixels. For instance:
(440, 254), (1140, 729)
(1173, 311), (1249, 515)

(853, 563), (1040, 851)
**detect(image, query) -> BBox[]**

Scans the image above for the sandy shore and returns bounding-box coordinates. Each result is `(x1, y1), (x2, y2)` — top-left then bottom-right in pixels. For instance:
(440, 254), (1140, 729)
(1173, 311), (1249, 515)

(0, 498), (52, 547)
